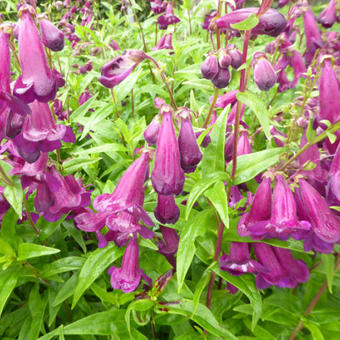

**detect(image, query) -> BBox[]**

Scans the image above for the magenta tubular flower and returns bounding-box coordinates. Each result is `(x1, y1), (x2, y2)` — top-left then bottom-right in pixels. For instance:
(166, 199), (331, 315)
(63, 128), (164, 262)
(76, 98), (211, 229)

(290, 50), (306, 88)
(98, 50), (146, 88)
(108, 237), (144, 293)
(248, 176), (311, 241)
(158, 3), (180, 29)
(318, 0), (336, 28)
(201, 55), (219, 80)
(253, 54), (277, 91)
(237, 177), (272, 238)
(216, 8), (287, 37)
(327, 144), (340, 206)
(154, 194), (180, 224)
(144, 116), (161, 146)
(178, 111), (202, 173)
(219, 242), (265, 276)
(296, 179), (340, 244)
(212, 67), (231, 89)
(40, 19), (65, 51)
(151, 0), (166, 15)
(158, 226), (179, 267)
(14, 10), (57, 103)
(303, 9), (323, 65)
(319, 59), (340, 124)
(215, 90), (238, 109)
(270, 126), (287, 147)
(109, 39), (120, 50)
(151, 106), (185, 196)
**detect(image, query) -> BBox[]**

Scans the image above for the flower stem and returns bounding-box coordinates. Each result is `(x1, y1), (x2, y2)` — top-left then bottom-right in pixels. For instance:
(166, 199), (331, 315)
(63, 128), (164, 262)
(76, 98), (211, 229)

(24, 198), (40, 235)
(110, 88), (120, 119)
(0, 164), (12, 186)
(203, 87), (219, 128)
(289, 254), (340, 340)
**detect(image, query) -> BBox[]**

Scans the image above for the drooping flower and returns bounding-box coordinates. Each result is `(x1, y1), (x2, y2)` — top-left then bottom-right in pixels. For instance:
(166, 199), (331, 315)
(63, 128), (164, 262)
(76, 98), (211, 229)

(144, 115), (161, 146)
(318, 0), (337, 28)
(219, 242), (265, 276)
(152, 33), (173, 53)
(151, 0), (166, 15)
(40, 19), (65, 51)
(109, 39), (120, 50)
(98, 50), (147, 88)
(158, 226), (179, 267)
(158, 2), (180, 30)
(154, 194), (180, 224)
(252, 53), (277, 91)
(14, 8), (57, 103)
(151, 105), (185, 196)
(327, 144), (340, 206)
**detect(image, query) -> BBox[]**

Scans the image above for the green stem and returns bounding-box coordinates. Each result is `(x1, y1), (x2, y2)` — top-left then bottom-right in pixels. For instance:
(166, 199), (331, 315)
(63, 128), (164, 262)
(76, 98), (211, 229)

(203, 88), (219, 128)
(23, 199), (40, 235)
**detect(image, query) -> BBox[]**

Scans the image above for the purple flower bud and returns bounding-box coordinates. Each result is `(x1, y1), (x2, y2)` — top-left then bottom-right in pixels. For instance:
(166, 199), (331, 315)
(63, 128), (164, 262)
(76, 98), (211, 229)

(303, 9), (323, 64)
(79, 89), (93, 105)
(270, 126), (287, 147)
(296, 179), (340, 243)
(237, 177), (272, 238)
(318, 0), (336, 28)
(218, 49), (231, 69)
(144, 116), (161, 146)
(40, 19), (65, 51)
(327, 144), (340, 206)
(211, 67), (231, 89)
(178, 111), (202, 172)
(216, 8), (287, 37)
(158, 3), (180, 29)
(109, 39), (120, 50)
(154, 194), (180, 224)
(219, 242), (265, 276)
(158, 226), (179, 268)
(201, 55), (219, 80)
(108, 237), (144, 293)
(14, 10), (57, 103)
(151, 0), (166, 15)
(227, 45), (242, 69)
(253, 54), (277, 91)
(151, 106), (185, 196)
(98, 50), (146, 88)
(202, 11), (217, 30)
(319, 59), (340, 124)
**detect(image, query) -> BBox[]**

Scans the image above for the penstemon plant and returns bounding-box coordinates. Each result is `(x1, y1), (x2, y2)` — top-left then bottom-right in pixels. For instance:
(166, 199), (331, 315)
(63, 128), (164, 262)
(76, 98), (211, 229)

(0, 0), (339, 339)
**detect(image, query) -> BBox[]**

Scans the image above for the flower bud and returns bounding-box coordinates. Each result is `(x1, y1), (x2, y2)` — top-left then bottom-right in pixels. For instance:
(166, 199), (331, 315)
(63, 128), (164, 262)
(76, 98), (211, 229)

(40, 19), (65, 51)
(253, 54), (277, 91)
(211, 67), (230, 89)
(154, 194), (180, 224)
(201, 55), (219, 80)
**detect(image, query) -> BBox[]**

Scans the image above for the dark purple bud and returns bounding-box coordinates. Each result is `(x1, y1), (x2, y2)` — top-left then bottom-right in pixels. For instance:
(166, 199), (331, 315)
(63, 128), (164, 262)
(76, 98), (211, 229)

(154, 194), (180, 224)
(253, 53), (277, 91)
(227, 44), (242, 69)
(318, 0), (336, 28)
(211, 67), (230, 89)
(201, 55), (219, 80)
(218, 49), (231, 69)
(40, 19), (65, 52)
(144, 115), (161, 146)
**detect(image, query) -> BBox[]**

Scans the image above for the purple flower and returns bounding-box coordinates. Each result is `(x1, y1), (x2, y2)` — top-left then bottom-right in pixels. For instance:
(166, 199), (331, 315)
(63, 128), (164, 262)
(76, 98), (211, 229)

(109, 39), (120, 50)
(219, 242), (265, 276)
(248, 176), (311, 241)
(151, 0), (166, 15)
(154, 194), (180, 224)
(211, 67), (231, 89)
(201, 55), (219, 80)
(216, 8), (287, 37)
(215, 90), (238, 109)
(158, 226), (179, 267)
(318, 0), (337, 28)
(14, 10), (57, 103)
(108, 237), (147, 293)
(98, 50), (146, 88)
(252, 53), (277, 91)
(318, 58), (340, 124)
(144, 115), (161, 146)
(152, 33), (173, 53)
(327, 144), (340, 206)
(237, 177), (272, 238)
(227, 44), (242, 70)
(40, 19), (65, 51)
(296, 179), (340, 244)
(178, 110), (202, 173)
(151, 105), (185, 196)
(158, 3), (180, 30)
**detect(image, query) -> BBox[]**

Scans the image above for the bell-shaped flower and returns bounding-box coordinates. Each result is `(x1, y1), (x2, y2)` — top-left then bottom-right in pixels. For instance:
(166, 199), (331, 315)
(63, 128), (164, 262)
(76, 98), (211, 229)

(201, 55), (219, 80)
(319, 58), (340, 124)
(152, 33), (173, 53)
(327, 144), (340, 206)
(252, 53), (277, 91)
(158, 2), (180, 30)
(158, 226), (179, 267)
(144, 115), (161, 146)
(40, 19), (65, 51)
(216, 8), (287, 37)
(151, 105), (185, 196)
(108, 237), (149, 293)
(151, 0), (166, 15)
(215, 90), (238, 109)
(318, 0), (336, 28)
(237, 177), (272, 238)
(219, 242), (265, 276)
(14, 9), (57, 103)
(98, 50), (146, 88)
(154, 194), (180, 224)
(248, 176), (311, 241)
(178, 109), (202, 173)
(296, 179), (340, 244)
(303, 9), (323, 65)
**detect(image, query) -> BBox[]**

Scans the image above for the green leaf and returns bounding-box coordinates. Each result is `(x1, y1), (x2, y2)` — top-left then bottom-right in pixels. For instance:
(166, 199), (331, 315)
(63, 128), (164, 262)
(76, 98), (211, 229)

(0, 238), (16, 259)
(177, 210), (214, 293)
(212, 263), (262, 329)
(0, 265), (20, 317)
(40, 256), (85, 277)
(305, 321), (325, 340)
(74, 143), (127, 155)
(63, 157), (101, 174)
(1, 208), (19, 251)
(157, 299), (237, 339)
(205, 180), (229, 229)
(183, 0), (192, 10)
(226, 148), (287, 185)
(53, 273), (78, 307)
(185, 171), (227, 220)
(71, 94), (98, 121)
(72, 243), (124, 309)
(4, 177), (23, 219)
(237, 91), (271, 139)
(201, 106), (229, 176)
(192, 268), (211, 316)
(231, 13), (259, 30)
(321, 253), (335, 293)
(17, 243), (60, 261)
